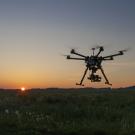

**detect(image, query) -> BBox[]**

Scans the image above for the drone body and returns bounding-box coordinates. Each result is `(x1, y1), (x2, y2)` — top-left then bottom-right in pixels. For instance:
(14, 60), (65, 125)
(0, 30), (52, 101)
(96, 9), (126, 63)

(66, 46), (126, 86)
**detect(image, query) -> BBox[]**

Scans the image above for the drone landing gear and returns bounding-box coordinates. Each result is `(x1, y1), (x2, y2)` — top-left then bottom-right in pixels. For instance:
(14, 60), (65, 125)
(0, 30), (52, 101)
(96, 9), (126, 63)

(76, 67), (89, 86)
(100, 66), (112, 86)
(76, 83), (84, 86)
(105, 82), (112, 86)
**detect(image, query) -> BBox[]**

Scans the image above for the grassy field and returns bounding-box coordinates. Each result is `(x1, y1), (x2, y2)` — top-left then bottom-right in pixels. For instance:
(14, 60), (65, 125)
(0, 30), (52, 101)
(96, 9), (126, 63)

(0, 88), (135, 135)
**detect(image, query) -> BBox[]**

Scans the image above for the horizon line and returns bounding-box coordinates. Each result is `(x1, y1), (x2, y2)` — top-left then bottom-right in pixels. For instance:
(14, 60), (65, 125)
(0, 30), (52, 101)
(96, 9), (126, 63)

(0, 85), (135, 90)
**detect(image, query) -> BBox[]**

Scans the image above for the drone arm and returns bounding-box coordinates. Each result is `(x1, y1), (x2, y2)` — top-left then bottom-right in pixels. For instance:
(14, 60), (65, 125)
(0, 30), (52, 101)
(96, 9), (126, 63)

(70, 49), (86, 58)
(103, 51), (124, 59)
(96, 47), (104, 56)
(67, 56), (85, 60)
(100, 66), (112, 86)
(96, 50), (102, 57)
(76, 67), (89, 86)
(67, 58), (85, 60)
(102, 57), (114, 61)
(72, 52), (86, 58)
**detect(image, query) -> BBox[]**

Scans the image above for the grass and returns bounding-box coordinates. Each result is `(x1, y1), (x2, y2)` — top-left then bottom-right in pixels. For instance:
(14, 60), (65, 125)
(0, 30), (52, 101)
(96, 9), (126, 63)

(0, 89), (135, 135)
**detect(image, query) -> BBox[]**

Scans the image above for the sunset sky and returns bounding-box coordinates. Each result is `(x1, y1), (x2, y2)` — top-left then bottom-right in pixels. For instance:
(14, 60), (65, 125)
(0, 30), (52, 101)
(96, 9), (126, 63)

(0, 0), (135, 89)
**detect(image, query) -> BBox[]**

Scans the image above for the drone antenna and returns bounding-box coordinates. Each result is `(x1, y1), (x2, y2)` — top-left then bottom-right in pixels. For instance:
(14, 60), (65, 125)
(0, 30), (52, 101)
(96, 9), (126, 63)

(92, 48), (95, 56)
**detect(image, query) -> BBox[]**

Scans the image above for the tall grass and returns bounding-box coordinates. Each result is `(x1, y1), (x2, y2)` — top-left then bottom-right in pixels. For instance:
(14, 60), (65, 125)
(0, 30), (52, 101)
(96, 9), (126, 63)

(0, 89), (135, 135)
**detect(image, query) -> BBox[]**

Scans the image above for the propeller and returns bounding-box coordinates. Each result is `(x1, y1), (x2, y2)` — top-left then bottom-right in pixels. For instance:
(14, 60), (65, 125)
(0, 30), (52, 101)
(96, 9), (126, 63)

(68, 46), (79, 53)
(89, 41), (104, 50)
(119, 47), (130, 55)
(89, 45), (104, 56)
(91, 45), (104, 50)
(119, 48), (130, 52)
(60, 53), (70, 59)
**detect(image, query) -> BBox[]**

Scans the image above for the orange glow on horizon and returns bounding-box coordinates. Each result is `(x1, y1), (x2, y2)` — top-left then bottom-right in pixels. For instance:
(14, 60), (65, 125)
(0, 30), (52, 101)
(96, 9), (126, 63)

(0, 78), (135, 91)
(21, 87), (26, 91)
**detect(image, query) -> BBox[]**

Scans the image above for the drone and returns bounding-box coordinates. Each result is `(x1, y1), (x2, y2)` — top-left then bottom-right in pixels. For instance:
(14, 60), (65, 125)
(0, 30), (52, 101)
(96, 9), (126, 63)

(65, 46), (127, 86)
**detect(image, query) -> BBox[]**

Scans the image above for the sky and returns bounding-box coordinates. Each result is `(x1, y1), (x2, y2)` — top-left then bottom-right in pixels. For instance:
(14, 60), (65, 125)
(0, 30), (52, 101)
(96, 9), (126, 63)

(0, 0), (135, 89)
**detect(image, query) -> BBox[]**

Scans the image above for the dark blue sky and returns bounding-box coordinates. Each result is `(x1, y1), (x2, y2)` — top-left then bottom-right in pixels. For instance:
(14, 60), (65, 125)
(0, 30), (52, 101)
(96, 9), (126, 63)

(0, 0), (135, 88)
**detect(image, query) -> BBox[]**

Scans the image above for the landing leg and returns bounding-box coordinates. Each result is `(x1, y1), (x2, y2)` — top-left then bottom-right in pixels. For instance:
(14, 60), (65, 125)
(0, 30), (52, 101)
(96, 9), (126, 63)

(100, 66), (112, 86)
(76, 67), (89, 86)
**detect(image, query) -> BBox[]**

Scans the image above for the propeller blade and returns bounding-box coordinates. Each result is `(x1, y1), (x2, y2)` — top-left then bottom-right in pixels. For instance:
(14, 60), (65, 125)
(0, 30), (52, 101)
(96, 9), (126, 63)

(119, 47), (130, 52)
(118, 47), (130, 55)
(68, 46), (79, 52)
(59, 53), (70, 59)
(59, 53), (67, 56)
(89, 41), (104, 50)
(90, 45), (104, 51)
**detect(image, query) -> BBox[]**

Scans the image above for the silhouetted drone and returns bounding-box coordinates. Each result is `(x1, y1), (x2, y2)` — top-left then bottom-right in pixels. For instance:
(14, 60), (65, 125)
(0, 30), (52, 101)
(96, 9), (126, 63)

(65, 46), (127, 86)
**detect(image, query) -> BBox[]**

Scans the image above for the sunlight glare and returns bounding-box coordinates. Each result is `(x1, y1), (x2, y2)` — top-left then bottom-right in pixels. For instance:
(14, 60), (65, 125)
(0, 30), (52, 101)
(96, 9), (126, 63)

(21, 87), (26, 91)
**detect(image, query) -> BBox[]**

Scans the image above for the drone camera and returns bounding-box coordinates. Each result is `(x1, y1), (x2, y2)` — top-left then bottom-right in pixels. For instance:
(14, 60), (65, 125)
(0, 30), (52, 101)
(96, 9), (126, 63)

(89, 74), (101, 82)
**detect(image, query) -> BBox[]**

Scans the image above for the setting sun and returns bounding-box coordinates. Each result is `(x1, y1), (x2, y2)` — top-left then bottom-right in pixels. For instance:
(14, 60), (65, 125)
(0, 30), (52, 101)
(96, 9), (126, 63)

(21, 87), (26, 91)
